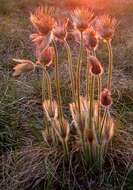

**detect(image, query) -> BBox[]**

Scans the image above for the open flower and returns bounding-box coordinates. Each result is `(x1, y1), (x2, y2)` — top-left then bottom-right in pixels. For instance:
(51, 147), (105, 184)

(12, 59), (35, 76)
(30, 6), (55, 35)
(100, 88), (112, 108)
(71, 8), (94, 32)
(30, 32), (52, 53)
(89, 56), (103, 76)
(30, 7), (55, 51)
(83, 28), (98, 51)
(43, 99), (58, 121)
(37, 46), (55, 67)
(53, 18), (69, 41)
(96, 15), (117, 41)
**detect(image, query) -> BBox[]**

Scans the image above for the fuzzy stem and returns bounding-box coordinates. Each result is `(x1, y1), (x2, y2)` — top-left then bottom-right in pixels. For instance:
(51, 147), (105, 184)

(100, 108), (108, 137)
(89, 76), (95, 129)
(64, 40), (76, 102)
(107, 40), (113, 91)
(97, 76), (102, 129)
(42, 70), (46, 102)
(86, 51), (91, 102)
(52, 40), (63, 128)
(76, 32), (83, 122)
(43, 67), (52, 104)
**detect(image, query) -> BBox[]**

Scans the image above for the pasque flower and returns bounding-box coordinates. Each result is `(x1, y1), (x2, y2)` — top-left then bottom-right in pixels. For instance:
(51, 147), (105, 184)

(12, 59), (35, 76)
(30, 6), (55, 35)
(83, 28), (98, 51)
(53, 18), (69, 41)
(37, 46), (55, 67)
(71, 8), (94, 32)
(66, 19), (74, 33)
(30, 32), (52, 53)
(89, 56), (103, 76)
(96, 15), (117, 41)
(100, 88), (112, 107)
(30, 7), (55, 51)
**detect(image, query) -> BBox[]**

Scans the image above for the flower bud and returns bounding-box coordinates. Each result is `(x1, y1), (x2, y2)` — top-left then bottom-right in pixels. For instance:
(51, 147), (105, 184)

(89, 56), (103, 76)
(12, 59), (35, 76)
(100, 88), (112, 107)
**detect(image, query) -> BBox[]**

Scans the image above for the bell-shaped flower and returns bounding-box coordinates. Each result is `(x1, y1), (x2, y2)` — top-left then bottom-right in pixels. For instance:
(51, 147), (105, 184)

(12, 59), (35, 76)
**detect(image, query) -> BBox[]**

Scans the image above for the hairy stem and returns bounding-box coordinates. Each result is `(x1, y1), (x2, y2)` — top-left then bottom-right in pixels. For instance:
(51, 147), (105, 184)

(89, 76), (95, 129)
(86, 51), (91, 102)
(76, 32), (83, 122)
(52, 40), (63, 127)
(100, 108), (108, 137)
(97, 76), (102, 129)
(64, 40), (76, 102)
(42, 70), (46, 102)
(43, 67), (52, 105)
(107, 40), (113, 91)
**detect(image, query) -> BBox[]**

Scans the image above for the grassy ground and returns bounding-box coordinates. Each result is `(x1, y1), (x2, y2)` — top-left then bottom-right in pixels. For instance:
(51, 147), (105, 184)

(0, 0), (133, 189)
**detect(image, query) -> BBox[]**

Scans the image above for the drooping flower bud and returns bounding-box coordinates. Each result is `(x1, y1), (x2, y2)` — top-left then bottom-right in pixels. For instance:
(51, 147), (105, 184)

(100, 88), (112, 107)
(89, 56), (103, 76)
(12, 59), (35, 76)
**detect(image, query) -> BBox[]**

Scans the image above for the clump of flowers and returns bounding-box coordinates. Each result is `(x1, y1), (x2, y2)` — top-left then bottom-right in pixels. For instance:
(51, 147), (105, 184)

(13, 6), (117, 168)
